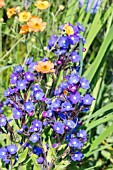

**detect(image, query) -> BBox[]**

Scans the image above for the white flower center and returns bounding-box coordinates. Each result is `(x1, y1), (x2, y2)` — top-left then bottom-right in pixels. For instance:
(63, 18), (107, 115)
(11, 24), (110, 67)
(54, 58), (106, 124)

(67, 106), (70, 109)
(80, 133), (83, 137)
(1, 119), (5, 123)
(85, 99), (89, 103)
(56, 127), (60, 131)
(27, 75), (31, 79)
(20, 83), (24, 87)
(14, 77), (17, 80)
(17, 112), (20, 115)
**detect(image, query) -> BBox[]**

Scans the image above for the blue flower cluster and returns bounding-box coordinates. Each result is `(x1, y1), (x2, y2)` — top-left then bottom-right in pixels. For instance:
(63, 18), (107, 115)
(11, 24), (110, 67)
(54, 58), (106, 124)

(0, 22), (94, 169)
(48, 22), (86, 63)
(79, 0), (102, 14)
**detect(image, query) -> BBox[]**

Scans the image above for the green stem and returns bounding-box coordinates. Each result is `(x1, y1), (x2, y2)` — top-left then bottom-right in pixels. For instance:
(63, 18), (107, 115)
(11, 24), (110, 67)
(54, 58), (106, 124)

(79, 40), (83, 76)
(0, 23), (2, 58)
(0, 36), (25, 62)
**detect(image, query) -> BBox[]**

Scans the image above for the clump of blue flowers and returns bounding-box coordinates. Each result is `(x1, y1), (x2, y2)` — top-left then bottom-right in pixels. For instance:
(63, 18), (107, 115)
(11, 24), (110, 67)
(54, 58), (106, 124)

(0, 22), (94, 170)
(79, 0), (102, 14)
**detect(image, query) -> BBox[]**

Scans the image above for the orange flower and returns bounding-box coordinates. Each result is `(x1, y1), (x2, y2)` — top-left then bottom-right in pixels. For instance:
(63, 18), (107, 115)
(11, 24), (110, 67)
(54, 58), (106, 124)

(18, 11), (31, 22)
(64, 24), (74, 35)
(19, 24), (29, 34)
(6, 8), (16, 18)
(35, 61), (55, 73)
(63, 89), (69, 96)
(27, 16), (46, 32)
(0, 0), (5, 8)
(34, 1), (50, 10)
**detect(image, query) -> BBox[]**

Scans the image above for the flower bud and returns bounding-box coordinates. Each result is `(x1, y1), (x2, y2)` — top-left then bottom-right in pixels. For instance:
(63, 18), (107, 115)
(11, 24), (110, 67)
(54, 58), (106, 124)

(59, 5), (65, 11)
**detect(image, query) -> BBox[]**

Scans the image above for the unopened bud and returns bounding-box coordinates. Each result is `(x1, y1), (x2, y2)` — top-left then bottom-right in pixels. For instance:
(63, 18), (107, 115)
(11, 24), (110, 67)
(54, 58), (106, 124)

(0, 18), (4, 22)
(59, 5), (65, 11)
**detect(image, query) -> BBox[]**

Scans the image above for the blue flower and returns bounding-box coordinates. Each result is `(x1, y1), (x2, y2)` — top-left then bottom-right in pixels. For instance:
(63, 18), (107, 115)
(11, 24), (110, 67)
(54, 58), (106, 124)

(25, 72), (34, 82)
(69, 138), (81, 149)
(79, 0), (102, 14)
(77, 22), (85, 32)
(70, 51), (80, 63)
(36, 157), (44, 164)
(34, 90), (44, 100)
(17, 125), (28, 134)
(33, 146), (43, 156)
(24, 101), (35, 113)
(7, 145), (18, 155)
(4, 88), (14, 97)
(80, 77), (90, 90)
(48, 35), (57, 49)
(14, 65), (23, 73)
(0, 148), (7, 159)
(61, 101), (74, 112)
(42, 110), (53, 118)
(68, 74), (80, 85)
(64, 120), (76, 129)
(71, 152), (83, 161)
(53, 121), (64, 134)
(54, 88), (62, 96)
(30, 119), (42, 132)
(32, 84), (43, 92)
(58, 36), (69, 49)
(17, 79), (26, 90)
(69, 34), (79, 45)
(77, 129), (87, 139)
(68, 85), (78, 93)
(55, 49), (67, 56)
(0, 115), (7, 127)
(59, 112), (67, 120)
(25, 57), (33, 66)
(59, 81), (69, 90)
(49, 99), (61, 110)
(12, 107), (22, 119)
(70, 91), (81, 104)
(3, 158), (10, 164)
(29, 133), (40, 143)
(10, 73), (18, 84)
(82, 94), (94, 105)
(28, 62), (38, 72)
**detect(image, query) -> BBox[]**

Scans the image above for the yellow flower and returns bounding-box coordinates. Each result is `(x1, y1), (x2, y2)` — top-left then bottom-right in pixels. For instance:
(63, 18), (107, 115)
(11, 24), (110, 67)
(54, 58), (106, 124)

(19, 24), (29, 34)
(6, 8), (16, 18)
(64, 24), (74, 35)
(34, 1), (50, 10)
(27, 16), (46, 32)
(35, 61), (55, 73)
(18, 11), (31, 22)
(0, 0), (5, 8)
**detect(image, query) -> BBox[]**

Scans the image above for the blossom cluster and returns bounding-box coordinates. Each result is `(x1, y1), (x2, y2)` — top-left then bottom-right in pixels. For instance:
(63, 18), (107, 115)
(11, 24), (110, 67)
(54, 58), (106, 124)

(1, 0), (51, 34)
(0, 22), (94, 169)
(79, 0), (102, 13)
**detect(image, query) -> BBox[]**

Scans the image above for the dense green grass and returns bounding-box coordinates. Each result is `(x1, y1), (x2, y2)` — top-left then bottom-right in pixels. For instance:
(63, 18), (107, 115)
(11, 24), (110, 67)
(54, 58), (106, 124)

(0, 0), (113, 169)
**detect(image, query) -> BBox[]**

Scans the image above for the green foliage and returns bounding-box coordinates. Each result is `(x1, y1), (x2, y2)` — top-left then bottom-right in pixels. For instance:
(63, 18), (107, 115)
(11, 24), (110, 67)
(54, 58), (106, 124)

(0, 0), (113, 169)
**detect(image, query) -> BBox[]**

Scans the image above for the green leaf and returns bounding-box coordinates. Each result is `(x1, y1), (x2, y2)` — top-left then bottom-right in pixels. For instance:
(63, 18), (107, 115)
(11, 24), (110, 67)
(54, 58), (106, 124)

(57, 144), (67, 151)
(85, 102), (113, 123)
(83, 24), (113, 83)
(65, 0), (78, 23)
(53, 160), (70, 170)
(101, 150), (111, 160)
(31, 154), (41, 170)
(18, 148), (28, 164)
(0, 64), (15, 72)
(86, 112), (113, 131)
(89, 124), (113, 152)
(83, 2), (113, 59)
(47, 137), (56, 163)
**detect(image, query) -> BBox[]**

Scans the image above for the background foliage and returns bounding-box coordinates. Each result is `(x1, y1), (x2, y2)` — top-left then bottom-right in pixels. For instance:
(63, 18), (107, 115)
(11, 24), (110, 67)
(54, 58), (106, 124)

(0, 0), (113, 169)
